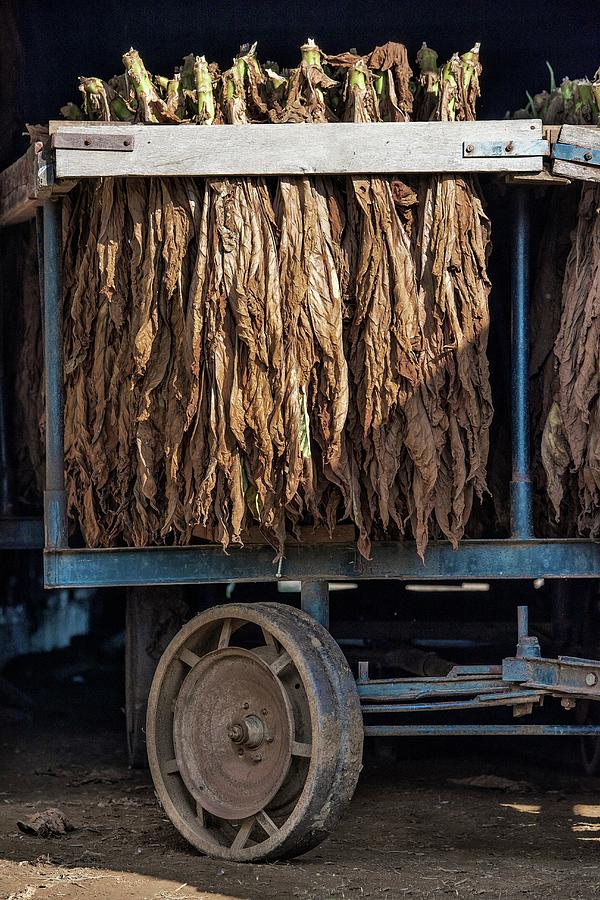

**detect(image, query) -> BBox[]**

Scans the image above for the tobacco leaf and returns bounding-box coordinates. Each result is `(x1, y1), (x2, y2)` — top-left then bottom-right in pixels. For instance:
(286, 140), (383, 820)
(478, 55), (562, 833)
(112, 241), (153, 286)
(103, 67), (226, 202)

(544, 185), (600, 535)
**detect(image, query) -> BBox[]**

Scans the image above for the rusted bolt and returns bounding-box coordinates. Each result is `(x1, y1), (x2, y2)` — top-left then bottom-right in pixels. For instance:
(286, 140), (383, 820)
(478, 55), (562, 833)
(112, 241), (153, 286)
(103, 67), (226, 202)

(261, 708), (268, 715)
(584, 151), (593, 161)
(465, 144), (474, 154)
(586, 672), (598, 686)
(252, 753), (263, 762)
(266, 736), (274, 744)
(228, 723), (244, 742)
(237, 748), (244, 756)
(505, 141), (514, 153)
(124, 139), (131, 146)
(83, 139), (91, 146)
(242, 701), (250, 710)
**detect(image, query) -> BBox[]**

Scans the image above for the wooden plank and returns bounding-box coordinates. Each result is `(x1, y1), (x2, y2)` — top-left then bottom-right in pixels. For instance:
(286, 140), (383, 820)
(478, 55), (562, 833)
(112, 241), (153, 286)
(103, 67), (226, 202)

(51, 120), (545, 179)
(505, 170), (571, 186)
(552, 124), (600, 182)
(0, 141), (75, 227)
(0, 146), (38, 227)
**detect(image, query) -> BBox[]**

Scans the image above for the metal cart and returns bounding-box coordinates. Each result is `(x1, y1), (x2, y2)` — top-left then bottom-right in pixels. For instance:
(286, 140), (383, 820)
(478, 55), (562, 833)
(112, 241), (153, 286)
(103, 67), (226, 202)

(2, 117), (600, 861)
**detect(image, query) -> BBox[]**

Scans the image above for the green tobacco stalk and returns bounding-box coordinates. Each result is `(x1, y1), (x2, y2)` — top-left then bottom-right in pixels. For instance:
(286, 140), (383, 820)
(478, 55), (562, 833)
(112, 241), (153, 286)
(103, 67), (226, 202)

(417, 42), (438, 73)
(123, 48), (174, 122)
(301, 39), (321, 67)
(166, 73), (184, 118)
(193, 56), (216, 124)
(78, 77), (111, 120)
(460, 42), (480, 94)
(440, 54), (459, 120)
(415, 43), (439, 120)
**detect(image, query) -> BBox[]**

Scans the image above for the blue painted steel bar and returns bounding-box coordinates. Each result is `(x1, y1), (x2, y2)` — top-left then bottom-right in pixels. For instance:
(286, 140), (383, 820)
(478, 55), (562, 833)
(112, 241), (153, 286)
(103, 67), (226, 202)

(517, 605), (528, 640)
(511, 189), (533, 539)
(361, 693), (542, 713)
(553, 143), (600, 167)
(44, 539), (600, 588)
(42, 201), (68, 549)
(364, 725), (600, 736)
(301, 581), (329, 629)
(0, 517), (44, 549)
(358, 676), (504, 702)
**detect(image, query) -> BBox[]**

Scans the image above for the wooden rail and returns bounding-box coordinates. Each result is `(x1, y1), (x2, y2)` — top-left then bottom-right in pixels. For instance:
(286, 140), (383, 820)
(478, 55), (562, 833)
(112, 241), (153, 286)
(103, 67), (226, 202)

(49, 119), (547, 179)
(3, 119), (597, 228)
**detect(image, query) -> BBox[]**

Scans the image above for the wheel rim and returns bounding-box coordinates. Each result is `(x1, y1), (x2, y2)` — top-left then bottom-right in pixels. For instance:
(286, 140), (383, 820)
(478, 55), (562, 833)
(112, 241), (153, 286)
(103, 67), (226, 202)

(173, 647), (295, 819)
(146, 602), (362, 861)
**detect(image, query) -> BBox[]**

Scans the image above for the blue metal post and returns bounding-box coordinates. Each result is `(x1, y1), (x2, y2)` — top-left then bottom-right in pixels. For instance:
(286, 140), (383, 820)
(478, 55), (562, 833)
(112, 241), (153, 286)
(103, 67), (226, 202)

(43, 200), (68, 549)
(511, 188), (533, 539)
(301, 581), (329, 629)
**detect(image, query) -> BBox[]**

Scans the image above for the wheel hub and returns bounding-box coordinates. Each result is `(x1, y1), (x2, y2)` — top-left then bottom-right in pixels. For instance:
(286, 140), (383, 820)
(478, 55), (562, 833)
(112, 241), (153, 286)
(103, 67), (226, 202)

(227, 714), (267, 749)
(173, 647), (294, 820)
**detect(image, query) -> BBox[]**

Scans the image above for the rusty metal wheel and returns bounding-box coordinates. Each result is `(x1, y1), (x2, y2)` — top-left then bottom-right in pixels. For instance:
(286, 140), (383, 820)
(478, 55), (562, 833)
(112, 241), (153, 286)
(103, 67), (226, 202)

(146, 602), (363, 862)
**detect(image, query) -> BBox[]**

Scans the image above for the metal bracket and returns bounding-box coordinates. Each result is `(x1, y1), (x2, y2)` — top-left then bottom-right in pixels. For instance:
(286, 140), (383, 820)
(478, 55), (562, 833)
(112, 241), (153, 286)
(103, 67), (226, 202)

(503, 654), (600, 699)
(463, 139), (549, 159)
(358, 605), (600, 733)
(553, 142), (600, 168)
(52, 130), (135, 152)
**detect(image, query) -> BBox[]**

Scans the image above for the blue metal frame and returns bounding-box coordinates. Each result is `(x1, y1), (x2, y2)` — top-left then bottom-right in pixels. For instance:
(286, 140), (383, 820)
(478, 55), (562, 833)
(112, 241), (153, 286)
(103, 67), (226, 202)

(44, 539), (600, 588)
(0, 517), (43, 550)
(553, 143), (600, 167)
(39, 186), (600, 588)
(511, 189), (533, 539)
(365, 725), (600, 736)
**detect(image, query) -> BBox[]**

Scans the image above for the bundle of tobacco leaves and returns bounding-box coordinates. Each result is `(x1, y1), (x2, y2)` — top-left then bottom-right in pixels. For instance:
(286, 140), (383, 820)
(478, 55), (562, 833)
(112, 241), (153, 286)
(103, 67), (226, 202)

(513, 64), (600, 125)
(272, 42), (356, 544)
(411, 44), (493, 547)
(63, 51), (206, 546)
(0, 221), (44, 508)
(519, 66), (600, 534)
(183, 49), (288, 554)
(59, 41), (495, 557)
(336, 50), (435, 557)
(542, 182), (600, 535)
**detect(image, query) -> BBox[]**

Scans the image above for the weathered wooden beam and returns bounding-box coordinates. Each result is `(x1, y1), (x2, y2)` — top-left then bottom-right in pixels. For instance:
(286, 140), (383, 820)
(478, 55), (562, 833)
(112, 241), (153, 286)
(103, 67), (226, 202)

(0, 141), (74, 228)
(0, 145), (39, 227)
(50, 119), (546, 179)
(552, 124), (600, 182)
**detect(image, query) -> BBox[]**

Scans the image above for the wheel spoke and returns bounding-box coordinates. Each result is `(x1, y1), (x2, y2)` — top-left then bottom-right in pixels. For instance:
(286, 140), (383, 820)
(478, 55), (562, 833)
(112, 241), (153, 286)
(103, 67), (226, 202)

(256, 809), (279, 837)
(291, 741), (312, 758)
(163, 758), (179, 775)
(179, 648), (201, 668)
(218, 619), (233, 649)
(261, 627), (277, 648)
(196, 800), (205, 826)
(231, 816), (255, 851)
(270, 650), (292, 676)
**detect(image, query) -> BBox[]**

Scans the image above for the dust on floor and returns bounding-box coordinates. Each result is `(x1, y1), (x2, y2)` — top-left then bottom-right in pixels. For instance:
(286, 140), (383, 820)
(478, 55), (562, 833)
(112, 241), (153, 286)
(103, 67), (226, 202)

(1, 669), (600, 899)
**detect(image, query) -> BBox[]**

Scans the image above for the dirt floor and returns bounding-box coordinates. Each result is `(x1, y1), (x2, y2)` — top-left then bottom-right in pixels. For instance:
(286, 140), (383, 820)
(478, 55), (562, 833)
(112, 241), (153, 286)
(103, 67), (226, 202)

(2, 657), (600, 899)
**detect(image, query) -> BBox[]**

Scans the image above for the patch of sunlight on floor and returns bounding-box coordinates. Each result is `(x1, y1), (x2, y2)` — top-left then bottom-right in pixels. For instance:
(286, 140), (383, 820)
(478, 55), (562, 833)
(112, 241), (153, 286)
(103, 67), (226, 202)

(499, 803), (541, 815)
(573, 804), (600, 818)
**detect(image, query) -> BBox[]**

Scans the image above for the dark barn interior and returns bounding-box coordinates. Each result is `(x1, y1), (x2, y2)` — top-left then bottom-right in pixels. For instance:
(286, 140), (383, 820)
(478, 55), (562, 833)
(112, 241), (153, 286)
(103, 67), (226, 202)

(1, 1), (600, 897)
